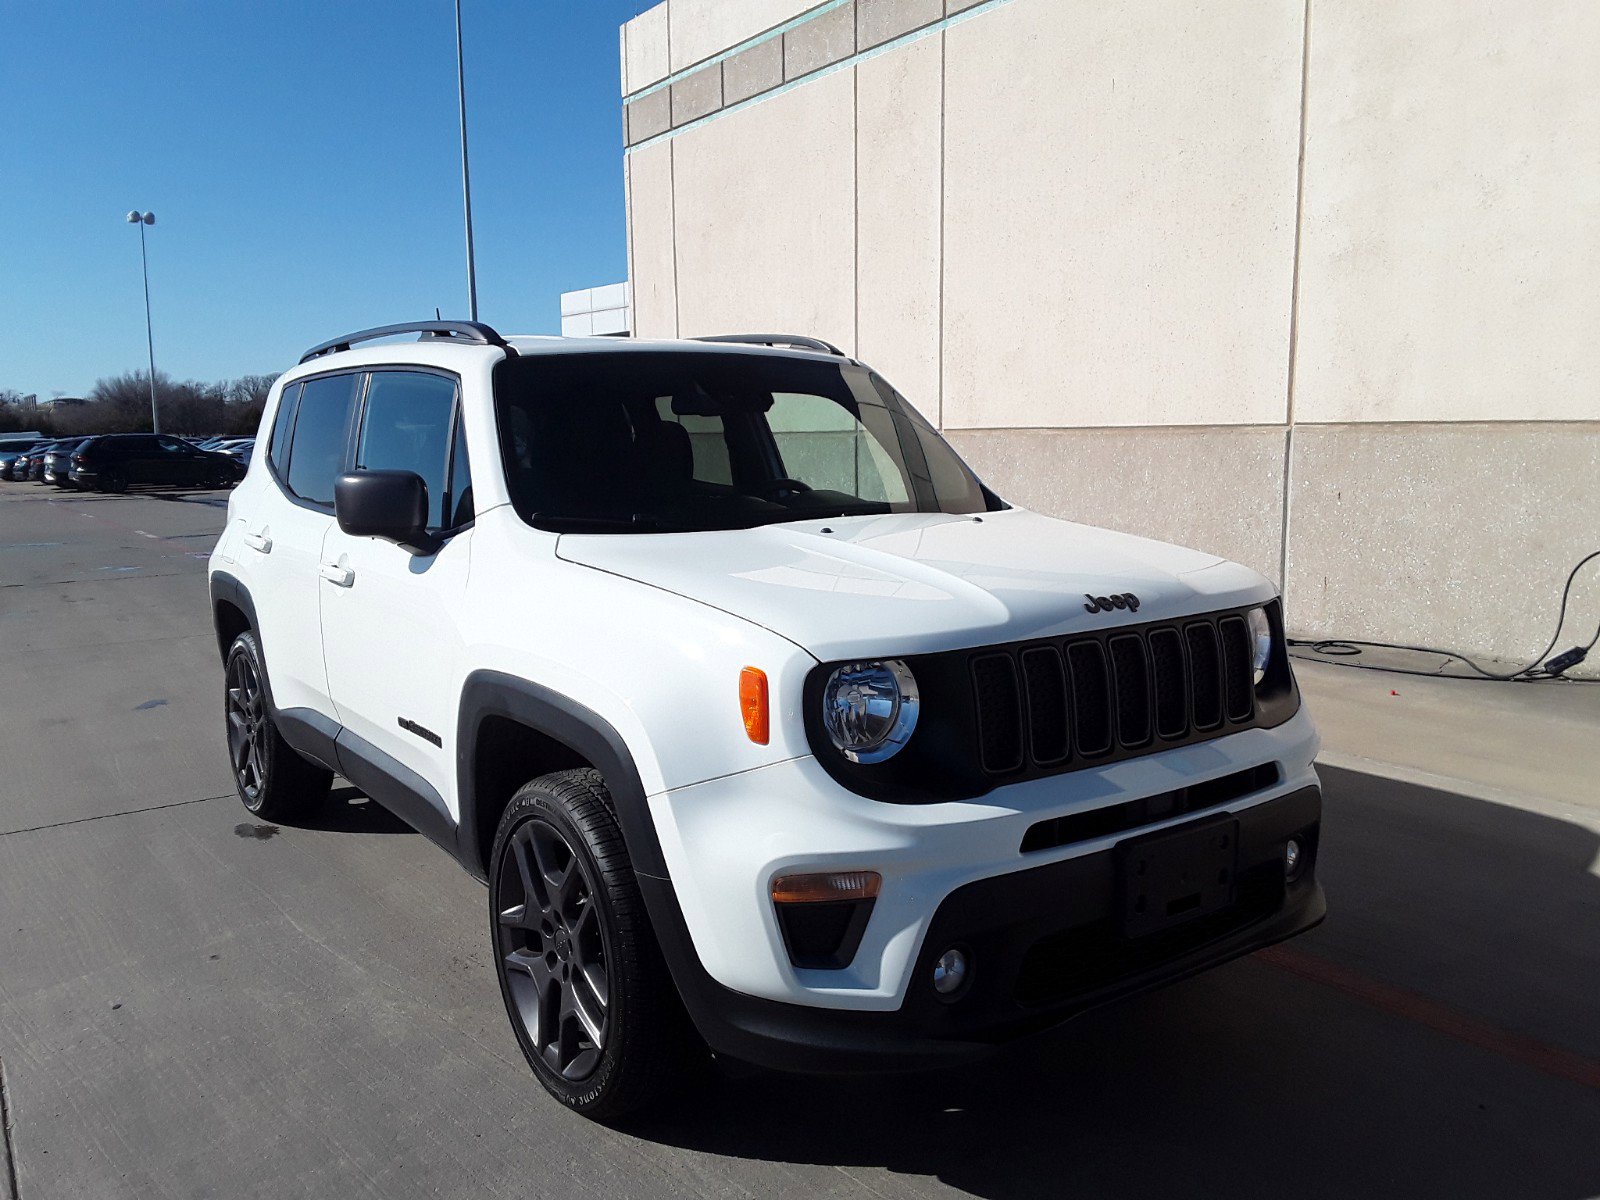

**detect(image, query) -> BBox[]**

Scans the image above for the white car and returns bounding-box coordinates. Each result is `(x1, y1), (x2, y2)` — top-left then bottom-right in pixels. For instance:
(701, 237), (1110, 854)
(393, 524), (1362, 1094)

(209, 321), (1324, 1120)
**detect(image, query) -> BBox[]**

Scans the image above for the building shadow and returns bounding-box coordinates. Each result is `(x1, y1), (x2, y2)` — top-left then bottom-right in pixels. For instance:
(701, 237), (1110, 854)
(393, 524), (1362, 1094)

(623, 764), (1600, 1199)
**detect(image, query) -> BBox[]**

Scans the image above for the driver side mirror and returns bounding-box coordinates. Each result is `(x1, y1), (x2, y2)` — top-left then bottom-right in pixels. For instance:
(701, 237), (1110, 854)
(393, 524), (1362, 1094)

(334, 470), (436, 553)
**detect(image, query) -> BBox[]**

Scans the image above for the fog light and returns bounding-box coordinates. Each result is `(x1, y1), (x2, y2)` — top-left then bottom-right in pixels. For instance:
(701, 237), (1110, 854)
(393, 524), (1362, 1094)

(932, 948), (969, 996)
(1284, 838), (1303, 881)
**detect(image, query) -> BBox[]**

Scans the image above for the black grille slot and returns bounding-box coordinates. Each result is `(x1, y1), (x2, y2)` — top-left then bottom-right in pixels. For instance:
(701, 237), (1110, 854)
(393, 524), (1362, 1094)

(1019, 763), (1280, 853)
(1218, 615), (1255, 722)
(1067, 642), (1113, 757)
(1108, 635), (1152, 747)
(1148, 628), (1188, 739)
(971, 654), (1024, 773)
(1185, 622), (1223, 730)
(1020, 647), (1070, 766)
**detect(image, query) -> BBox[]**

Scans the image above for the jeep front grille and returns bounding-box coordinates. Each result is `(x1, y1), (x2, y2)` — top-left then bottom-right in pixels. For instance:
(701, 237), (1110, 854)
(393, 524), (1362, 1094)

(970, 610), (1258, 775)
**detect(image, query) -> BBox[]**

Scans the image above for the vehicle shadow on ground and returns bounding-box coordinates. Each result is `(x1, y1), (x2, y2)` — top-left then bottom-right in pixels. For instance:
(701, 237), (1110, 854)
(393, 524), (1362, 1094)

(626, 766), (1600, 1199)
(278, 785), (414, 835)
(146, 490), (232, 508)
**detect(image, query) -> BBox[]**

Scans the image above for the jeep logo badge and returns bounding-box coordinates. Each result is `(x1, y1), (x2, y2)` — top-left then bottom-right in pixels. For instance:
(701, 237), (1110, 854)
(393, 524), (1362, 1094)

(1084, 592), (1140, 614)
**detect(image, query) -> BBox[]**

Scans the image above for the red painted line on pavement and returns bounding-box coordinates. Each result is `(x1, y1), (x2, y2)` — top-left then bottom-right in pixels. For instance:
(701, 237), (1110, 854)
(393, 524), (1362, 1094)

(1257, 944), (1600, 1091)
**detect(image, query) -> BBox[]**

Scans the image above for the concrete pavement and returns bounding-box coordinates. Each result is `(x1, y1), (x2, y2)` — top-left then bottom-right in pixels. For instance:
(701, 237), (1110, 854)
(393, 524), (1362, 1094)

(1, 482), (1597, 1199)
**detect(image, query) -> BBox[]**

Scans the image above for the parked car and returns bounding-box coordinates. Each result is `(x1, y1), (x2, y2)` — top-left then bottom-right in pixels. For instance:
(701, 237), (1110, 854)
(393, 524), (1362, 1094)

(218, 438), (255, 461)
(25, 440), (67, 482)
(210, 320), (1323, 1122)
(43, 438), (93, 488)
(71, 433), (245, 491)
(0, 437), (43, 480)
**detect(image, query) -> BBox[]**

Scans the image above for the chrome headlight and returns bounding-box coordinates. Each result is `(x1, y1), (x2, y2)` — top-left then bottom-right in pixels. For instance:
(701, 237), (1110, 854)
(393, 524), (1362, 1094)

(820, 660), (919, 763)
(1246, 606), (1273, 684)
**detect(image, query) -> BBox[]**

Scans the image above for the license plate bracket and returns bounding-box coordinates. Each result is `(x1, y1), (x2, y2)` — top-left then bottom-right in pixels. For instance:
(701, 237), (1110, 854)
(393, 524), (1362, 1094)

(1117, 815), (1239, 938)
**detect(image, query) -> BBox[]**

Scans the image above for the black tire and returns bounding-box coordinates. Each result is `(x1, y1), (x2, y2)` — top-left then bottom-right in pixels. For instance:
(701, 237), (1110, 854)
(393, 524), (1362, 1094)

(490, 769), (703, 1121)
(223, 630), (333, 820)
(98, 467), (126, 493)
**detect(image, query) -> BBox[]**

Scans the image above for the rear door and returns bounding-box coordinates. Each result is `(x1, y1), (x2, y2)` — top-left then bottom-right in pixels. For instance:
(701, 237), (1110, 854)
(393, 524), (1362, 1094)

(319, 368), (473, 814)
(243, 373), (360, 718)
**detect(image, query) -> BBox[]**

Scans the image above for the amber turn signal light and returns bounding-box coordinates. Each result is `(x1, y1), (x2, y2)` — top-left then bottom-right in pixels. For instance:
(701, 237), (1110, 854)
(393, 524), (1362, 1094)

(770, 870), (882, 905)
(739, 666), (769, 744)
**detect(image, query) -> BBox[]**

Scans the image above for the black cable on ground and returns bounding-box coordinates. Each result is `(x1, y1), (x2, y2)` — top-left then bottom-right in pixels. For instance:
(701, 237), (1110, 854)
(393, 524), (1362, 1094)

(1287, 550), (1600, 683)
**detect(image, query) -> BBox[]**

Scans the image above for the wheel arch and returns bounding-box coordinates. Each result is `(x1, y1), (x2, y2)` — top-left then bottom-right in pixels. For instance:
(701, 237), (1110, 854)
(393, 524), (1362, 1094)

(456, 671), (670, 884)
(210, 571), (257, 662)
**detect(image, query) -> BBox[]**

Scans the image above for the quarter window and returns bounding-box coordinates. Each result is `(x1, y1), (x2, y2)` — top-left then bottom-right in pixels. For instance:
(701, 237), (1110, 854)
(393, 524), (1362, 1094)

(448, 407), (474, 528)
(355, 371), (459, 531)
(285, 373), (360, 506)
(267, 383), (301, 474)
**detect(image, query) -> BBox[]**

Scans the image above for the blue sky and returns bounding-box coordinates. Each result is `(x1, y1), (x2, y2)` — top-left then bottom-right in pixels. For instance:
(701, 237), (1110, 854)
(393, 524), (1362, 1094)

(1, 0), (655, 399)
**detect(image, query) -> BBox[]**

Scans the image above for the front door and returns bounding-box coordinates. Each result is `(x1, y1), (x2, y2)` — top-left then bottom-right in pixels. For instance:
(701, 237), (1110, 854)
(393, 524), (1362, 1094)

(319, 369), (473, 816)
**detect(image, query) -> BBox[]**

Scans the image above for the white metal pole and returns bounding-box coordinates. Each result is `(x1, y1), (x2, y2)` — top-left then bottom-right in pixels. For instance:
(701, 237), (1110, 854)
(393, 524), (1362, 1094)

(455, 0), (480, 322)
(138, 218), (160, 434)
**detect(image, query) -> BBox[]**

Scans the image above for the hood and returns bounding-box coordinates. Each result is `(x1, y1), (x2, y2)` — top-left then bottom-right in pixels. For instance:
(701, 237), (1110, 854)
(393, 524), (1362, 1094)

(556, 509), (1274, 661)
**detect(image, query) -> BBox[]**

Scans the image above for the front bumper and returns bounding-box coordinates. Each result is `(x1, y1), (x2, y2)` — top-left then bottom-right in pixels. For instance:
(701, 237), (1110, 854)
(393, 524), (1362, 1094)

(643, 703), (1324, 1071)
(652, 785), (1322, 1073)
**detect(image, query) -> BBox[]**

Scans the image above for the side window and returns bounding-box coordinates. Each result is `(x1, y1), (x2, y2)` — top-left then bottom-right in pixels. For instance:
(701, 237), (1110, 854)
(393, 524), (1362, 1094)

(768, 392), (911, 504)
(267, 383), (301, 475)
(355, 371), (457, 530)
(448, 407), (474, 528)
(157, 436), (190, 455)
(286, 373), (360, 507)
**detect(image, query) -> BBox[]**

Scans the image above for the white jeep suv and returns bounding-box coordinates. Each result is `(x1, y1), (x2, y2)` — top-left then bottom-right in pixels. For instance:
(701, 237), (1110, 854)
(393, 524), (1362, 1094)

(209, 321), (1324, 1119)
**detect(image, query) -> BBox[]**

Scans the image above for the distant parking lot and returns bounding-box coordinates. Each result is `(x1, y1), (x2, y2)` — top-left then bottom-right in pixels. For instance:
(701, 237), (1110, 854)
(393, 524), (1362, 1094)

(1, 482), (1597, 1200)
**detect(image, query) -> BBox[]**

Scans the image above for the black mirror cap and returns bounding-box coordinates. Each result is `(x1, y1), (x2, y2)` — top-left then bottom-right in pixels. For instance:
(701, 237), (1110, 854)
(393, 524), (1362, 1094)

(334, 470), (433, 551)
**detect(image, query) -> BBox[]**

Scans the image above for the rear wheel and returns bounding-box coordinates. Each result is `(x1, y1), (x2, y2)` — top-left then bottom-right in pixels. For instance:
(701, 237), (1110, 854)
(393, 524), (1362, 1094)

(98, 467), (126, 493)
(490, 769), (704, 1120)
(224, 630), (332, 820)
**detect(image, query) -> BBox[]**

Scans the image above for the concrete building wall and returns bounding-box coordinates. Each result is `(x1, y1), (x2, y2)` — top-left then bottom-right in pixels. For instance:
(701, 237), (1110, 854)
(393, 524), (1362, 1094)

(618, 0), (1600, 668)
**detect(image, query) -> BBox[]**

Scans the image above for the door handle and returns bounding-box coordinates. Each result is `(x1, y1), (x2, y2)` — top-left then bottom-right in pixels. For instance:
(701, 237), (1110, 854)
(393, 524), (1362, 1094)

(243, 531), (272, 554)
(319, 561), (355, 588)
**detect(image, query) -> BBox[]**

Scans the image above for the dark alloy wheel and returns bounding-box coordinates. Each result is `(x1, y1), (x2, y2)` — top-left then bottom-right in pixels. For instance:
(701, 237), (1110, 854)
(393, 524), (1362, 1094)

(497, 816), (612, 1081)
(98, 467), (126, 493)
(490, 770), (704, 1119)
(222, 630), (332, 820)
(226, 650), (269, 805)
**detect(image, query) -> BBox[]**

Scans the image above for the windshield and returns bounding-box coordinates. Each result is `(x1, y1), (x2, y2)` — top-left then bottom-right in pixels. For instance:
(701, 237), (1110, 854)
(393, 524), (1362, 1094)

(492, 351), (999, 532)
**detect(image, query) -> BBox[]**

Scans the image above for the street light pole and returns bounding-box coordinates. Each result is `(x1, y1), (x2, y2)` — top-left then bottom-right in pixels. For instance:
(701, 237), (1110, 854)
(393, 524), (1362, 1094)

(454, 0), (480, 321)
(125, 210), (160, 434)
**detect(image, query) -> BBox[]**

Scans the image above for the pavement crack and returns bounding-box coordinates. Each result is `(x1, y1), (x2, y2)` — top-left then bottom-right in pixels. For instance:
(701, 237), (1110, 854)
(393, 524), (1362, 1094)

(0, 794), (231, 839)
(1, 1055), (20, 1200)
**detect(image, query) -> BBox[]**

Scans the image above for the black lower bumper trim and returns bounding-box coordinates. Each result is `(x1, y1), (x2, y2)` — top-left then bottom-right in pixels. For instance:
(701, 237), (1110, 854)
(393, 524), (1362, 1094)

(653, 785), (1324, 1074)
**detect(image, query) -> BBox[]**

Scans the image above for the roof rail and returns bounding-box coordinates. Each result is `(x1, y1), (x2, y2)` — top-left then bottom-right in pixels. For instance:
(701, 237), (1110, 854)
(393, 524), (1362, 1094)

(299, 320), (517, 364)
(693, 333), (844, 357)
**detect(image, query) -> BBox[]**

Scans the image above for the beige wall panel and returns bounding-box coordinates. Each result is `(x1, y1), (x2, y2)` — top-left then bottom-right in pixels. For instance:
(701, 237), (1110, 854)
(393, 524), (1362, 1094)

(856, 34), (943, 419)
(669, 0), (817, 73)
(622, 4), (670, 95)
(627, 141), (679, 338)
(941, 0), (1304, 430)
(948, 426), (1288, 583)
(1286, 424), (1600, 663)
(671, 69), (857, 353)
(1294, 1), (1600, 423)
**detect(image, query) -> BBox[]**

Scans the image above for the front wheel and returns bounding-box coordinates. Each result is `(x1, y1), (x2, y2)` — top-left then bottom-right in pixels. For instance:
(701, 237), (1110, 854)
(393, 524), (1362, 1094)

(224, 630), (332, 820)
(490, 769), (704, 1120)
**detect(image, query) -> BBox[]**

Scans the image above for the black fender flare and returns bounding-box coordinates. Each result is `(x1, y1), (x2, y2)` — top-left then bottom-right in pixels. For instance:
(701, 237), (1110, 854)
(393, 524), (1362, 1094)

(454, 670), (670, 881)
(453, 669), (803, 1063)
